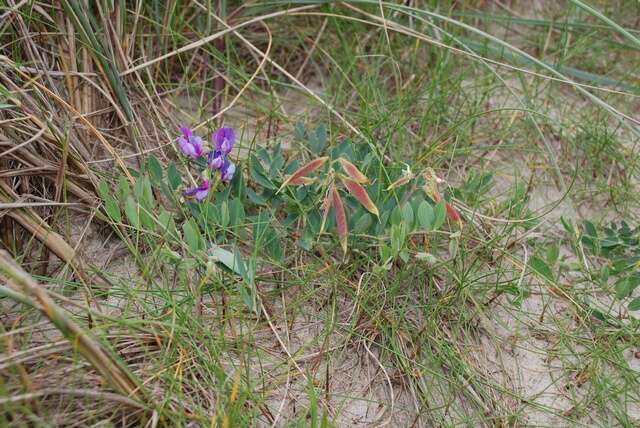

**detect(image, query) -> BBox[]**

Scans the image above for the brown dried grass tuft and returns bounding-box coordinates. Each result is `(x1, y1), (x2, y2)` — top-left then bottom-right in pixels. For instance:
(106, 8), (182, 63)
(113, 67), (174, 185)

(0, 250), (148, 405)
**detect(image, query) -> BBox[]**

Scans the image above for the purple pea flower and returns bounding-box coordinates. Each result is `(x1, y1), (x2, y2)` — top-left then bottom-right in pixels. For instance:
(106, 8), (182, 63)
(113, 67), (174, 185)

(183, 179), (210, 201)
(177, 127), (205, 159)
(220, 158), (236, 183)
(213, 127), (235, 155)
(207, 150), (224, 170)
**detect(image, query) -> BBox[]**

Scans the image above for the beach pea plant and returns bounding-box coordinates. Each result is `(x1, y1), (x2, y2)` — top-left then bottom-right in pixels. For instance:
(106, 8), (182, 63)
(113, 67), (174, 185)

(563, 219), (640, 313)
(97, 123), (463, 282)
(178, 126), (237, 201)
(248, 123), (463, 264)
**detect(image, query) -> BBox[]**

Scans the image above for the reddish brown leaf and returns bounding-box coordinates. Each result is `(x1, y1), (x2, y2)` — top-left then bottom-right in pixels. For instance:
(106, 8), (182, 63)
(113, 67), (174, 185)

(319, 189), (333, 233)
(337, 158), (368, 183)
(279, 156), (328, 190)
(341, 177), (379, 217)
(425, 183), (460, 223)
(386, 175), (413, 190)
(288, 176), (317, 186)
(331, 187), (348, 254)
(446, 202), (461, 223)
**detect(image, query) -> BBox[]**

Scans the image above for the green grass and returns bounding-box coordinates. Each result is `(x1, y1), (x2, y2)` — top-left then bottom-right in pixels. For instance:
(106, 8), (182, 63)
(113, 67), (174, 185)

(1, 0), (640, 426)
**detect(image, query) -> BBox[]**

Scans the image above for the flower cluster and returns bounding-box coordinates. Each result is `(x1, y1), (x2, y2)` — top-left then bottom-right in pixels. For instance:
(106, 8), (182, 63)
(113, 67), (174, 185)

(177, 126), (236, 201)
(177, 127), (204, 159)
(208, 128), (236, 183)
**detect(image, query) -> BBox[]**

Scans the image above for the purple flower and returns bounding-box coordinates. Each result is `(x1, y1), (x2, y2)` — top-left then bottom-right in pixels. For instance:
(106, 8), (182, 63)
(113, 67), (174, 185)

(183, 179), (210, 201)
(220, 159), (236, 183)
(207, 150), (224, 170)
(177, 127), (205, 159)
(213, 127), (235, 155)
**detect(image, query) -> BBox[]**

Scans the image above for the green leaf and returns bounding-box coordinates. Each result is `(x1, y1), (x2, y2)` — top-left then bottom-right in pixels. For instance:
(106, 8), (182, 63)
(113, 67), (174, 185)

(309, 124), (326, 154)
(147, 155), (163, 182)
(266, 230), (283, 263)
(210, 247), (248, 280)
(117, 176), (131, 202)
(615, 278), (632, 300)
(250, 155), (276, 189)
(588, 305), (607, 322)
(307, 210), (322, 234)
(98, 179), (110, 200)
(124, 196), (140, 229)
(237, 280), (253, 311)
(433, 201), (446, 230)
(199, 202), (218, 225)
(269, 146), (285, 175)
(233, 246), (248, 280)
(104, 197), (121, 223)
(128, 167), (140, 178)
(583, 220), (597, 238)
(167, 162), (181, 191)
(231, 168), (245, 200)
(630, 274), (640, 287)
(379, 243), (393, 262)
(158, 209), (179, 240)
(134, 177), (144, 200)
(402, 203), (414, 229)
(297, 224), (314, 251)
(140, 175), (154, 209)
(252, 210), (271, 247)
(182, 220), (201, 252)
(256, 146), (272, 165)
(220, 201), (229, 228)
(139, 205), (155, 230)
(227, 246), (255, 311)
(546, 244), (560, 265)
(417, 201), (434, 231)
(294, 122), (306, 140)
(560, 216), (575, 236)
(628, 297), (640, 311)
(246, 188), (267, 205)
(615, 274), (640, 300)
(530, 256), (553, 282)
(601, 238), (620, 248)
(391, 223), (406, 255)
(390, 206), (403, 226)
(600, 266), (610, 285)
(229, 198), (245, 228)
(353, 213), (373, 233)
